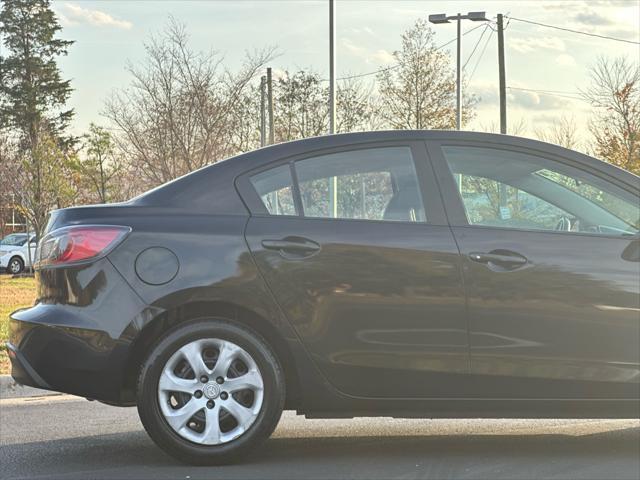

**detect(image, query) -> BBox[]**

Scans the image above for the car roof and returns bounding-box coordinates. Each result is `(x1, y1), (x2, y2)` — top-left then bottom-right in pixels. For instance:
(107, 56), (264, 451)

(131, 130), (638, 215)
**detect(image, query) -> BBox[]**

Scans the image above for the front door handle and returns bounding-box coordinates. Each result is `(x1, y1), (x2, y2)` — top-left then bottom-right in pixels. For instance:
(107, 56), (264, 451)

(468, 251), (528, 266)
(261, 237), (321, 254)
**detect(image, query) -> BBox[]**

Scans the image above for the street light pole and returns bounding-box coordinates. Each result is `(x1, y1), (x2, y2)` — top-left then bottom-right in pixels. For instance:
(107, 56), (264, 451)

(429, 11), (489, 130)
(456, 14), (462, 130)
(329, 0), (336, 135)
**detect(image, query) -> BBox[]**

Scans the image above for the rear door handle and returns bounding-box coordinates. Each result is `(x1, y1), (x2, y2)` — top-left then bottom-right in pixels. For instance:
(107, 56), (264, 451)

(261, 238), (321, 253)
(468, 251), (527, 266)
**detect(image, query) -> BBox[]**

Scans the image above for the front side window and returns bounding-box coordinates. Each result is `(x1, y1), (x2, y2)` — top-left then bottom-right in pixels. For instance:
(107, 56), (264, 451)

(250, 164), (297, 216)
(294, 147), (426, 222)
(442, 146), (639, 236)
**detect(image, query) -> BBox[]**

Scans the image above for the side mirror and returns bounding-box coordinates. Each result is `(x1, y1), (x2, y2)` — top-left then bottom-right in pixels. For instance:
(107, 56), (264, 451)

(622, 239), (640, 262)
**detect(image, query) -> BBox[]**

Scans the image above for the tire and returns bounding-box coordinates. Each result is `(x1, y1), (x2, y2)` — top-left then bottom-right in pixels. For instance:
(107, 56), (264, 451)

(8, 256), (24, 275)
(137, 318), (285, 465)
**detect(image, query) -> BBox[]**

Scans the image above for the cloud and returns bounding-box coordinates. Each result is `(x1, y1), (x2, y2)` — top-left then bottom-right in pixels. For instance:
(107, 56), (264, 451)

(469, 82), (498, 105)
(341, 38), (395, 65)
(528, 1), (638, 42)
(507, 89), (574, 111)
(540, 0), (621, 10)
(349, 26), (375, 36)
(509, 36), (566, 53)
(555, 54), (577, 67)
(573, 10), (615, 26)
(61, 3), (133, 29)
(370, 49), (395, 65)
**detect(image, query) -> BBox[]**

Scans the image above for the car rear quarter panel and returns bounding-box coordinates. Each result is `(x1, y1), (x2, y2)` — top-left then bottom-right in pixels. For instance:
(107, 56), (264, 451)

(105, 212), (317, 402)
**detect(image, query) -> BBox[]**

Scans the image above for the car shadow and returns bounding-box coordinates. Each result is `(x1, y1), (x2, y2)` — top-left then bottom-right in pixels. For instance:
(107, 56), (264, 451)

(1, 425), (639, 480)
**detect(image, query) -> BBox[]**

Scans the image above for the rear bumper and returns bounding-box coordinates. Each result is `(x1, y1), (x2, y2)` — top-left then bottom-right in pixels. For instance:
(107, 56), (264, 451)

(8, 258), (158, 404)
(6, 341), (51, 390)
(8, 310), (131, 402)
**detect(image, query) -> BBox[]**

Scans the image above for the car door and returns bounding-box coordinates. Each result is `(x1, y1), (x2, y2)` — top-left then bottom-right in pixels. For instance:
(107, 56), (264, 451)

(427, 140), (640, 399)
(238, 141), (471, 398)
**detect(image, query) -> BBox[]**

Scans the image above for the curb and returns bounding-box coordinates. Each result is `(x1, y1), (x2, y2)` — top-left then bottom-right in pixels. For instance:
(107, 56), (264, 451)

(0, 375), (60, 399)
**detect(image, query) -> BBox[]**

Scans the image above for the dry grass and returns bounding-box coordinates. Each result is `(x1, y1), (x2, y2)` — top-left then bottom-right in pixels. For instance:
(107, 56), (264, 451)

(0, 275), (37, 374)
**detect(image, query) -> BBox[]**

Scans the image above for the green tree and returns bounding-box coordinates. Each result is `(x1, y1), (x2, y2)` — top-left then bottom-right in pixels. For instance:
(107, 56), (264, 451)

(72, 124), (123, 204)
(274, 70), (328, 142)
(0, 0), (75, 239)
(13, 126), (76, 238)
(0, 0), (74, 147)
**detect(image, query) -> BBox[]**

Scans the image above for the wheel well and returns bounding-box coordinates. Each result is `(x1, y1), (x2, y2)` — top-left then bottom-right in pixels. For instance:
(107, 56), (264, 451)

(121, 301), (302, 409)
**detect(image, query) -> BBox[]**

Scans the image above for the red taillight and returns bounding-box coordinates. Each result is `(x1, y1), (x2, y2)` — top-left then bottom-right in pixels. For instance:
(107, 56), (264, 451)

(37, 225), (130, 267)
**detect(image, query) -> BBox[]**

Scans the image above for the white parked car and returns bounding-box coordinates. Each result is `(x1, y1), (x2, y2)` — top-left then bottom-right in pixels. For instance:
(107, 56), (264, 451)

(0, 233), (37, 274)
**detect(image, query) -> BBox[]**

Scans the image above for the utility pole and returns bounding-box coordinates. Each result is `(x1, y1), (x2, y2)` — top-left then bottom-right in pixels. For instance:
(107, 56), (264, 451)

(429, 11), (489, 130)
(267, 67), (274, 145)
(329, 0), (336, 134)
(497, 13), (507, 134)
(260, 76), (266, 147)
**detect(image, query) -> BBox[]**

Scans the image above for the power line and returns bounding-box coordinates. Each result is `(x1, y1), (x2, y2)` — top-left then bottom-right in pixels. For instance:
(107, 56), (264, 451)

(435, 21), (490, 50)
(335, 64), (399, 81)
(462, 24), (490, 71)
(507, 86), (580, 95)
(509, 86), (580, 95)
(325, 22), (490, 82)
(507, 86), (588, 102)
(469, 26), (495, 82)
(506, 16), (640, 45)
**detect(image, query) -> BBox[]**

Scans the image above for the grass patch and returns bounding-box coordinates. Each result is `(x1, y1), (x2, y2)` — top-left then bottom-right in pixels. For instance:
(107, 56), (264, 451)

(0, 275), (37, 374)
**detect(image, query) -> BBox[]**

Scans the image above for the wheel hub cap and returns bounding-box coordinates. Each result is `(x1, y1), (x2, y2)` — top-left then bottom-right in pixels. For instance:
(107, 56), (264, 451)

(203, 381), (220, 399)
(157, 338), (264, 445)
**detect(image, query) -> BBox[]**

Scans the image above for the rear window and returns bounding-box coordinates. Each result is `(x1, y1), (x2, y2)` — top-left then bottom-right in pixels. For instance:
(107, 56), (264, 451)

(249, 164), (297, 216)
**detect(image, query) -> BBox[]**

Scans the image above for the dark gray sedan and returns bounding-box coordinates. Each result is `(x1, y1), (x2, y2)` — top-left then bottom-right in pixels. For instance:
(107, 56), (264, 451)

(8, 131), (640, 464)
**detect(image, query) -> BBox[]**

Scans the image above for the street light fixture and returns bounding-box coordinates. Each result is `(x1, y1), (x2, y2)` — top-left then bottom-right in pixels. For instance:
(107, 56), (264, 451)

(428, 11), (489, 130)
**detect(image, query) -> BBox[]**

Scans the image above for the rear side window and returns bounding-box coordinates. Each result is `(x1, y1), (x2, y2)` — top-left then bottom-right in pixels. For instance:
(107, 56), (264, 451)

(294, 147), (426, 222)
(250, 164), (297, 216)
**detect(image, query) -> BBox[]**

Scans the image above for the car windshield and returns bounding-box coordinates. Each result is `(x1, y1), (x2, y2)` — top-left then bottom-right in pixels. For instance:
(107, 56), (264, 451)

(0, 234), (28, 246)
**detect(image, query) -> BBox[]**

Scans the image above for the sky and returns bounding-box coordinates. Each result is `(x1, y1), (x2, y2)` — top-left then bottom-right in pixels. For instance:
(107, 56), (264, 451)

(42, 0), (640, 147)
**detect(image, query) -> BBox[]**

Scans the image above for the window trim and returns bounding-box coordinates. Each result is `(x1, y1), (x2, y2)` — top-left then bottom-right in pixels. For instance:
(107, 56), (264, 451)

(426, 139), (640, 238)
(236, 140), (448, 226)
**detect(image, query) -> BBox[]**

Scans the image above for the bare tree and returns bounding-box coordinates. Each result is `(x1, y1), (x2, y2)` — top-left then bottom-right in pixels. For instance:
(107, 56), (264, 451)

(377, 19), (476, 130)
(478, 117), (528, 136)
(104, 18), (274, 188)
(534, 115), (580, 150)
(582, 56), (639, 174)
(336, 77), (376, 133)
(227, 86), (262, 153)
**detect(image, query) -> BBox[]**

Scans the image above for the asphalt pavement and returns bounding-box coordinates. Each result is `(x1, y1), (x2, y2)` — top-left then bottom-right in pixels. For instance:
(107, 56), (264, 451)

(1, 394), (639, 480)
